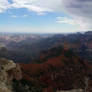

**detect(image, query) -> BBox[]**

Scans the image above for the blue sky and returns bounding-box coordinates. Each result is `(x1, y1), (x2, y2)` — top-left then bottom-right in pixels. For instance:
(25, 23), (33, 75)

(0, 0), (91, 33)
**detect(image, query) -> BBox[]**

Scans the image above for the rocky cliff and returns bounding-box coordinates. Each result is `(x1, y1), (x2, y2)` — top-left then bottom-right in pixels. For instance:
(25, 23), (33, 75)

(0, 58), (22, 92)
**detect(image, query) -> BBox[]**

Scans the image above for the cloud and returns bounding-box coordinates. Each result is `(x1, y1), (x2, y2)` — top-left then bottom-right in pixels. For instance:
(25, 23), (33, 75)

(62, 0), (92, 19)
(11, 14), (29, 18)
(62, 0), (92, 30)
(0, 0), (10, 13)
(0, 0), (62, 13)
(0, 0), (92, 31)
(11, 15), (18, 18)
(56, 16), (90, 30)
(22, 14), (28, 17)
(0, 0), (92, 20)
(11, 0), (59, 13)
(56, 17), (76, 25)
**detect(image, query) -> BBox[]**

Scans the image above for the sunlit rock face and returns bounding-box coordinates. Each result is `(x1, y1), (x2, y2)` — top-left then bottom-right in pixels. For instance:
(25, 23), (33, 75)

(56, 89), (83, 92)
(0, 58), (22, 92)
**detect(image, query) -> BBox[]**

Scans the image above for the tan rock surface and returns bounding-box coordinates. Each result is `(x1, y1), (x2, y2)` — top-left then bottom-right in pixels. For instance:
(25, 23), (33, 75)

(0, 58), (22, 92)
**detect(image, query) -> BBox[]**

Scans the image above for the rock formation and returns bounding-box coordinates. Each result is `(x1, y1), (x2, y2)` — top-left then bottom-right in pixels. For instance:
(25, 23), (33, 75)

(0, 58), (22, 92)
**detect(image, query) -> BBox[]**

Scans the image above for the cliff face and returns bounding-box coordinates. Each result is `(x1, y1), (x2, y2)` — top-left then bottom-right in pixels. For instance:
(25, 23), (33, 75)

(0, 58), (22, 92)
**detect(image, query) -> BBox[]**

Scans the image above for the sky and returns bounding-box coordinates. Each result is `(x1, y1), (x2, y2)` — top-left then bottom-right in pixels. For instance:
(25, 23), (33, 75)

(0, 0), (92, 33)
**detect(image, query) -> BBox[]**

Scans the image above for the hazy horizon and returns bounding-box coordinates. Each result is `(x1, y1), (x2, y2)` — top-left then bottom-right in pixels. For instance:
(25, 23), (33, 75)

(0, 30), (90, 34)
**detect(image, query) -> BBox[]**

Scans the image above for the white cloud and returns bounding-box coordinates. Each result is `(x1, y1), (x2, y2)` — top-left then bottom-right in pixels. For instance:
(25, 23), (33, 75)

(11, 0), (58, 13)
(0, 0), (10, 13)
(0, 0), (62, 13)
(11, 14), (29, 18)
(56, 17), (76, 25)
(56, 16), (90, 30)
(0, 0), (92, 31)
(0, 0), (92, 20)
(22, 14), (28, 18)
(11, 15), (18, 18)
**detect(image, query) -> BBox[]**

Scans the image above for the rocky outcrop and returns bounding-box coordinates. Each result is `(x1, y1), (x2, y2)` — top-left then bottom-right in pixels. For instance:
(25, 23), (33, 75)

(56, 89), (83, 92)
(0, 58), (22, 92)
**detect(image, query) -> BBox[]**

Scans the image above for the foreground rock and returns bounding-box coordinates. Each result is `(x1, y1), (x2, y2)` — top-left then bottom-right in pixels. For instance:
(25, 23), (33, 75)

(0, 58), (22, 92)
